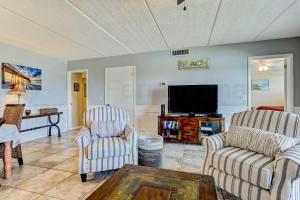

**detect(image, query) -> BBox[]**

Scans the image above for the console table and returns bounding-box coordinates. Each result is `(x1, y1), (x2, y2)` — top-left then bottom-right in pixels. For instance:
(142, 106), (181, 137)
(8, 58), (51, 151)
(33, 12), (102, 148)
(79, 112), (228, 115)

(21, 112), (63, 137)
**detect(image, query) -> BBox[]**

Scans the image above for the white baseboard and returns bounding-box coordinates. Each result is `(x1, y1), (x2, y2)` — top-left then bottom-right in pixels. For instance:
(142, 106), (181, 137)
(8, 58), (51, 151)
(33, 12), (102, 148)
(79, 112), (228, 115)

(294, 107), (300, 115)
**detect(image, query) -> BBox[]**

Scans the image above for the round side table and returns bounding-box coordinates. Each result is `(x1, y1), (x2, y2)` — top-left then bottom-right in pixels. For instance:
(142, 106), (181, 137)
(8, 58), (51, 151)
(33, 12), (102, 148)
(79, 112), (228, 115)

(138, 134), (163, 167)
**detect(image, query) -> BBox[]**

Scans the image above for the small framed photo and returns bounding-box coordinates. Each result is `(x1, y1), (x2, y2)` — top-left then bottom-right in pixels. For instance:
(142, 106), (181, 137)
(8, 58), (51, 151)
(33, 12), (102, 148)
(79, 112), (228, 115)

(74, 83), (80, 92)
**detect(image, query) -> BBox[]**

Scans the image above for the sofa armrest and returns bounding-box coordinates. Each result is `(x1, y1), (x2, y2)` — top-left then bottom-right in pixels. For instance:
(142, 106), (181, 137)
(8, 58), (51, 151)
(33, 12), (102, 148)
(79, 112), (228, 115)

(203, 132), (226, 152)
(75, 127), (91, 148)
(201, 133), (226, 175)
(271, 145), (300, 200)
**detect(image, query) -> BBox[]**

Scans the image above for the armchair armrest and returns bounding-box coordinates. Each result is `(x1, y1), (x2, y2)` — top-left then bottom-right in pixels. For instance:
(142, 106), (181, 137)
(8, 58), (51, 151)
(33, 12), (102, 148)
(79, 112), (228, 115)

(124, 124), (138, 165)
(271, 144), (300, 200)
(201, 132), (226, 175)
(75, 127), (91, 148)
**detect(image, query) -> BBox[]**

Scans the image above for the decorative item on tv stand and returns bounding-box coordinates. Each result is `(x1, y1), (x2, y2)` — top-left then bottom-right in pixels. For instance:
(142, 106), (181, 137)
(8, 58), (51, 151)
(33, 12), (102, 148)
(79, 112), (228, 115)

(158, 113), (224, 144)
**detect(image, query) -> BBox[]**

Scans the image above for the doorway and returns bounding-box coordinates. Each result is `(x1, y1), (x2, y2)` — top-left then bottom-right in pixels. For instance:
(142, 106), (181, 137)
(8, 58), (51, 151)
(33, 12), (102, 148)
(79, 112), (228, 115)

(105, 66), (136, 126)
(248, 54), (294, 112)
(67, 70), (88, 130)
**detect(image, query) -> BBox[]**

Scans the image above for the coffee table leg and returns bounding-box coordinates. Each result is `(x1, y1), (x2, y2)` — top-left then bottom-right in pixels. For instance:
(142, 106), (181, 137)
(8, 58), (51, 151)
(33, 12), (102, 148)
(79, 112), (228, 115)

(3, 141), (12, 179)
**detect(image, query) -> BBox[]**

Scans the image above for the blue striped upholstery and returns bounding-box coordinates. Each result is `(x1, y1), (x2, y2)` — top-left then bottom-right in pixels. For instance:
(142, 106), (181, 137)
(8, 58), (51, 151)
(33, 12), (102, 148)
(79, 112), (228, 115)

(76, 106), (138, 175)
(202, 110), (300, 200)
(84, 106), (129, 128)
(211, 147), (274, 190)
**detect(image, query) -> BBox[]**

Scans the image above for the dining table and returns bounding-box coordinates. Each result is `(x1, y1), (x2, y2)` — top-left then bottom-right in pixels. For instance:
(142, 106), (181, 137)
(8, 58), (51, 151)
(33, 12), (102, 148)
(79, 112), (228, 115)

(0, 119), (21, 179)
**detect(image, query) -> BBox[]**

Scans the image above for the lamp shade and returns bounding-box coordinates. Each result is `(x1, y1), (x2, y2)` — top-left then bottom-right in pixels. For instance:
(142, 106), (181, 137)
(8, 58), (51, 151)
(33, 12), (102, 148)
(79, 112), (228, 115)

(10, 83), (26, 96)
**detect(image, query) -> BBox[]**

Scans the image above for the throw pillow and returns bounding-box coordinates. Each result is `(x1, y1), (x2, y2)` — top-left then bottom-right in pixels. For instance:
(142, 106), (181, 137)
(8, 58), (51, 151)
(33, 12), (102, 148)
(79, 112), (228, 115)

(247, 128), (299, 158)
(120, 124), (134, 142)
(90, 120), (126, 138)
(225, 126), (299, 158)
(225, 126), (252, 150)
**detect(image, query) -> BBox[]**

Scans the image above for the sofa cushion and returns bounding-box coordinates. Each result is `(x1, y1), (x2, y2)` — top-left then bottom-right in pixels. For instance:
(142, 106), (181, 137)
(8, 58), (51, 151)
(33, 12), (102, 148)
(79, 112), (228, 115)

(90, 120), (126, 138)
(225, 126), (299, 158)
(87, 137), (130, 159)
(211, 147), (274, 190)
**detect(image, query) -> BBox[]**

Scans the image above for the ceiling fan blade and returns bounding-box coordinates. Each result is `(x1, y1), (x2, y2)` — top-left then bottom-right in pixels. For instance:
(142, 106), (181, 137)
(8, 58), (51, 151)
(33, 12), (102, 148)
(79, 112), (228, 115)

(177, 0), (185, 5)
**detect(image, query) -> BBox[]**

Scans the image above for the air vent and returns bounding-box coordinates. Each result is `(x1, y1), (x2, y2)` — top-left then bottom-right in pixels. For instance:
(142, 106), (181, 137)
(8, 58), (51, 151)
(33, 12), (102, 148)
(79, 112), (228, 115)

(171, 49), (189, 56)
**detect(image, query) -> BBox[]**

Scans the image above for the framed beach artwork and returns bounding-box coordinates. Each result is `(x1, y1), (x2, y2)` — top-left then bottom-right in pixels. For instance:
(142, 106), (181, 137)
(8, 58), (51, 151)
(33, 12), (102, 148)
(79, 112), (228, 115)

(2, 63), (42, 90)
(251, 79), (269, 91)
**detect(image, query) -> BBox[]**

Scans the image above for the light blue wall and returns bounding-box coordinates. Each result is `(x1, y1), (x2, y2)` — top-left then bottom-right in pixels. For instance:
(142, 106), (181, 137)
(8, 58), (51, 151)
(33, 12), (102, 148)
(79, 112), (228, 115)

(0, 42), (67, 107)
(68, 37), (300, 108)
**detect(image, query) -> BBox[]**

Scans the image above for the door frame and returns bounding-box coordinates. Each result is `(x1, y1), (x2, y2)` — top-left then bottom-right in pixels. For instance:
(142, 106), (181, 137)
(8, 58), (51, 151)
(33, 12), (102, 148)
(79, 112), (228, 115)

(67, 69), (89, 130)
(105, 66), (136, 126)
(247, 53), (294, 112)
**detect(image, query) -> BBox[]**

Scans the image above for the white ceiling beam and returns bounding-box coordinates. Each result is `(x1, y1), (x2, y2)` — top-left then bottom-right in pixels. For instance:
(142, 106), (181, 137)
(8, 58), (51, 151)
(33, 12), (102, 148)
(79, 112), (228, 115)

(144, 0), (170, 49)
(254, 0), (297, 40)
(64, 0), (135, 54)
(207, 0), (222, 46)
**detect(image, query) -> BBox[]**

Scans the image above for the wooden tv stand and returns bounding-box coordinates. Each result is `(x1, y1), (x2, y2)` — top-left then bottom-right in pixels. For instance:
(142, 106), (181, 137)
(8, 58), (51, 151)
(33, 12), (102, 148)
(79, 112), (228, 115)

(158, 115), (224, 144)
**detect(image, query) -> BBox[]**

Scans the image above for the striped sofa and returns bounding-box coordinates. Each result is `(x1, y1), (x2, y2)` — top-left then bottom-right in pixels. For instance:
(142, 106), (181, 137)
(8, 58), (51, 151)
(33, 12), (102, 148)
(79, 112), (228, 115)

(75, 106), (138, 182)
(202, 110), (300, 200)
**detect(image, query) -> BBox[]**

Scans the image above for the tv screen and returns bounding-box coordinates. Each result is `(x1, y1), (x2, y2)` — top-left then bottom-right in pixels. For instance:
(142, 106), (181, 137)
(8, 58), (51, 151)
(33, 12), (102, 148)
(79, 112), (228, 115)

(168, 85), (218, 114)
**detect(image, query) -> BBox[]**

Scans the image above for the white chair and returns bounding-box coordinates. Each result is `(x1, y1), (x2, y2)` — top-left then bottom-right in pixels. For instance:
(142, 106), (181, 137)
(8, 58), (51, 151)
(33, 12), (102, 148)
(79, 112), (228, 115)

(202, 110), (300, 200)
(75, 106), (138, 182)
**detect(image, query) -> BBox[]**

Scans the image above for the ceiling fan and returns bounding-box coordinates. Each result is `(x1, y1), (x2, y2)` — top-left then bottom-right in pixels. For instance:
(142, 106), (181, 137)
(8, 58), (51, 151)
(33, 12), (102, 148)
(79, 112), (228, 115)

(177, 0), (187, 11)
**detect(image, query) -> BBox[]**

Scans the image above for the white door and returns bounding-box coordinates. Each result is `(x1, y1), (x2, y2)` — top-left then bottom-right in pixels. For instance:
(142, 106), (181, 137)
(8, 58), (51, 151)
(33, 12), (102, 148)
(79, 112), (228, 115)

(105, 66), (136, 126)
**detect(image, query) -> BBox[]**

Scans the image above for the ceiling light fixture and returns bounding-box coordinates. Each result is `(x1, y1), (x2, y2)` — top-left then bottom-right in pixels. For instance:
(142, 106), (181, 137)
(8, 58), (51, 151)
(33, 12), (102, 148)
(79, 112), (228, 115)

(177, 0), (187, 11)
(258, 64), (269, 72)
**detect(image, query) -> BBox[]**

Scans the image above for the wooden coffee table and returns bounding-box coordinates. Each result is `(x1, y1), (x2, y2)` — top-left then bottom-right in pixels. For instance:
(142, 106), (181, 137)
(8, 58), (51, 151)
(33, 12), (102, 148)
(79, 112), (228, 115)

(86, 164), (217, 200)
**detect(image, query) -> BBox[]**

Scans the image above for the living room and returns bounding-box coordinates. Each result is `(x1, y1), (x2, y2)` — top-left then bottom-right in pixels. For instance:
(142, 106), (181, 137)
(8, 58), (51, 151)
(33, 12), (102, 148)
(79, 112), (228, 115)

(0, 0), (300, 200)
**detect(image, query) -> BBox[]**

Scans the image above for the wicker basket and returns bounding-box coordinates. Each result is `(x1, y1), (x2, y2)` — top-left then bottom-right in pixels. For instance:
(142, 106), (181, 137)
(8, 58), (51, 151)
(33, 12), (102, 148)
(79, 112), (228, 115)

(138, 135), (163, 167)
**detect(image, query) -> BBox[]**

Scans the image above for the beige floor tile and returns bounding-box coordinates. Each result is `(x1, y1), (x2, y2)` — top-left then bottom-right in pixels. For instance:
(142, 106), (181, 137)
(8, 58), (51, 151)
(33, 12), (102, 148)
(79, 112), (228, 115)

(0, 186), (40, 200)
(22, 143), (53, 155)
(35, 195), (61, 200)
(45, 174), (101, 200)
(58, 146), (79, 156)
(16, 169), (72, 194)
(161, 156), (182, 171)
(23, 152), (53, 164)
(53, 157), (78, 173)
(0, 165), (48, 187)
(28, 154), (72, 168)
(38, 145), (70, 154)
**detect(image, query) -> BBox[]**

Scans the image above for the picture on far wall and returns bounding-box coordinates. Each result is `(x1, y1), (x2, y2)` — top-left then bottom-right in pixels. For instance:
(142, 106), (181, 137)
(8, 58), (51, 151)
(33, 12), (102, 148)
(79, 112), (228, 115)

(252, 79), (269, 91)
(74, 83), (80, 92)
(2, 63), (42, 90)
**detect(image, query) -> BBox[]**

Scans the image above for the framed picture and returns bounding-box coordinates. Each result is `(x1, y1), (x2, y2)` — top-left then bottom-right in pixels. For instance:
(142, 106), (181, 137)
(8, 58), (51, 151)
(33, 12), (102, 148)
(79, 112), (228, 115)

(2, 62), (42, 90)
(74, 83), (80, 92)
(252, 79), (269, 91)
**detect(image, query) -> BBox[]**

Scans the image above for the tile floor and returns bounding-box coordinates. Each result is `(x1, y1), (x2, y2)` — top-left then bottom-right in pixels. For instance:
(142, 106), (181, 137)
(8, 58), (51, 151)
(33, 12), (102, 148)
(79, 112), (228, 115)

(0, 130), (234, 200)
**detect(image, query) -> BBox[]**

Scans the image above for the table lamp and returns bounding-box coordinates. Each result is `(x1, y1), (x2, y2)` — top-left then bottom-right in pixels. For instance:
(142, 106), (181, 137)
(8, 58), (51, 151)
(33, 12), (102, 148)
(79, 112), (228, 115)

(10, 83), (26, 104)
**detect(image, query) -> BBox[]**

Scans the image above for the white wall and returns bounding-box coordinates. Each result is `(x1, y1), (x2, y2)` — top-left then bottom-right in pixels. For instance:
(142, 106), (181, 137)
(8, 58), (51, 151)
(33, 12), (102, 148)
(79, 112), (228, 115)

(0, 42), (67, 142)
(251, 71), (285, 107)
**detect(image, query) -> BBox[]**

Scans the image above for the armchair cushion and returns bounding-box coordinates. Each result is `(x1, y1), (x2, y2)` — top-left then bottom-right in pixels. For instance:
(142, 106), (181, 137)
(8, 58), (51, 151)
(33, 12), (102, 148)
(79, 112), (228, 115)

(90, 120), (126, 138)
(211, 147), (274, 190)
(87, 137), (130, 159)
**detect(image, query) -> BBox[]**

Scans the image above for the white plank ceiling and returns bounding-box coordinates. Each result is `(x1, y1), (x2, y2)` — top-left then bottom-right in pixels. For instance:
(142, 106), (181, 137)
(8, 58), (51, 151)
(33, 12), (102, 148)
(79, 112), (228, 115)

(0, 0), (299, 60)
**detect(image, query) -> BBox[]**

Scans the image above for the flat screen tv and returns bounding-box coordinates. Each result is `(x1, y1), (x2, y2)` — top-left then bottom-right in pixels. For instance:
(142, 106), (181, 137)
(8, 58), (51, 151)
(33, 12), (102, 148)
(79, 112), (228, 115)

(168, 85), (218, 114)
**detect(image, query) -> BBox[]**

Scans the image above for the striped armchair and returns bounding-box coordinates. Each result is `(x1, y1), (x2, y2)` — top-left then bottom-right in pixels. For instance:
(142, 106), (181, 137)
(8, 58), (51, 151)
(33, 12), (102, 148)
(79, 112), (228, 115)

(75, 106), (138, 182)
(202, 110), (300, 200)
